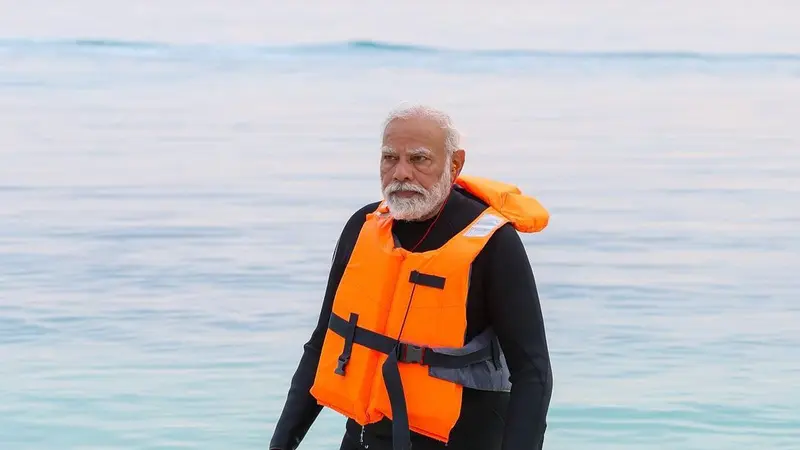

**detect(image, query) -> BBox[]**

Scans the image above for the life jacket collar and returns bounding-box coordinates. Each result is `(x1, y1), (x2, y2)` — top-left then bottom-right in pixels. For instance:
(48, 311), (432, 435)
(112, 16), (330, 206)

(454, 174), (549, 233)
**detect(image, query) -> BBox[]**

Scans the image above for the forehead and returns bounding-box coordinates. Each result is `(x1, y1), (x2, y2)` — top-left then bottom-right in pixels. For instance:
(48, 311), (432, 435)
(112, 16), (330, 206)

(382, 117), (447, 152)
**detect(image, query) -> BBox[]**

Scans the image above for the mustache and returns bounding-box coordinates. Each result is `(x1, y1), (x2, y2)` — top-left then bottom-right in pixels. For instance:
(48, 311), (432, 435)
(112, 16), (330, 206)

(385, 181), (427, 195)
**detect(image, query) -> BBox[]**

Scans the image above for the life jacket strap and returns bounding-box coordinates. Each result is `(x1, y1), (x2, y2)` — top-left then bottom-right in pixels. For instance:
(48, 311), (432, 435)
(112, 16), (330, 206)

(327, 311), (500, 450)
(328, 312), (495, 369)
(334, 312), (359, 375)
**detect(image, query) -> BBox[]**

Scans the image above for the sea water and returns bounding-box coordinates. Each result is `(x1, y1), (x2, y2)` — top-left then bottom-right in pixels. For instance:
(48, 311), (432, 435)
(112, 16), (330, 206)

(1, 2), (799, 449)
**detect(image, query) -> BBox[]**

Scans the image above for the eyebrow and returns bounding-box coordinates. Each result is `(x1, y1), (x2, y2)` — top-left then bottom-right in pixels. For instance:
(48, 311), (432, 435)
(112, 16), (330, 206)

(408, 147), (432, 157)
(380, 146), (432, 157)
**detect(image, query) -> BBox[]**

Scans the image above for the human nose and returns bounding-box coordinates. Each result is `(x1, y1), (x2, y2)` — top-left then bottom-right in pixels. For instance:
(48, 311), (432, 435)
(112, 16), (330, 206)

(392, 158), (414, 181)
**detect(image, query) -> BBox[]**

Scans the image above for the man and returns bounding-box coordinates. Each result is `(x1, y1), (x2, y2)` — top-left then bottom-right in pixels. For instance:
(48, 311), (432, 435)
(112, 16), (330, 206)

(269, 104), (553, 450)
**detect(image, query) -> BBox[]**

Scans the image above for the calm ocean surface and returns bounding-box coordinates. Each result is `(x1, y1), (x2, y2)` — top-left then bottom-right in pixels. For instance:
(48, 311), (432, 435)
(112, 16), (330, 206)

(1, 3), (799, 449)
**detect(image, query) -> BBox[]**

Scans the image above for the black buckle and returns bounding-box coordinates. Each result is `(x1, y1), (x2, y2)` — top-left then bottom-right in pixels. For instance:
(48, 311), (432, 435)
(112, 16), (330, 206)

(335, 356), (348, 375)
(400, 344), (425, 364)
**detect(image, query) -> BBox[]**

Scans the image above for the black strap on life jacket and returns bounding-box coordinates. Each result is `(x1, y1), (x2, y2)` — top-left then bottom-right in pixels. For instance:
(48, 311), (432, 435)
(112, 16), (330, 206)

(328, 312), (497, 450)
(334, 312), (359, 375)
(408, 270), (446, 290)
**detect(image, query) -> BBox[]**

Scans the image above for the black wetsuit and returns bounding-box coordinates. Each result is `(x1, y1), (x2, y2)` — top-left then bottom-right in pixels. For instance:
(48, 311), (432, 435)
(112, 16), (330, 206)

(269, 186), (553, 450)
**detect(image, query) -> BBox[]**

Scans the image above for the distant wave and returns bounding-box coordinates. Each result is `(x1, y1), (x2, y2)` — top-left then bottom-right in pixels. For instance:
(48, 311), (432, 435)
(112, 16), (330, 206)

(0, 37), (168, 50)
(2, 37), (799, 62)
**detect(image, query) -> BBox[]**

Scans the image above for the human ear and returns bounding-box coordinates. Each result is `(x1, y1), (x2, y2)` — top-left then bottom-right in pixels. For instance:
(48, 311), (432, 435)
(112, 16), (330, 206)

(451, 149), (465, 178)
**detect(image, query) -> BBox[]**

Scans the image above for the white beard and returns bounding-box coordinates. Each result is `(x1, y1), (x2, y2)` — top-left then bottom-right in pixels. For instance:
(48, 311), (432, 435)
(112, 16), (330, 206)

(382, 165), (452, 221)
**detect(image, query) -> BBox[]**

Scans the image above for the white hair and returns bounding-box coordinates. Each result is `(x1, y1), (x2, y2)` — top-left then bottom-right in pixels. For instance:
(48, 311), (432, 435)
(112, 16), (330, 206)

(381, 103), (461, 155)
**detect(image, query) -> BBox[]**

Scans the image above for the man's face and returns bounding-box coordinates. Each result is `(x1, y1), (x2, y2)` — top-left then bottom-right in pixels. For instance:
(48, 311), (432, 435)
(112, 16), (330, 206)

(380, 117), (453, 221)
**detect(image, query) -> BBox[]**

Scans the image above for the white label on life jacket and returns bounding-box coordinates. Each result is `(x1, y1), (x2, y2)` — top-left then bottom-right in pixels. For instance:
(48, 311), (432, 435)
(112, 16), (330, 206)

(463, 213), (504, 238)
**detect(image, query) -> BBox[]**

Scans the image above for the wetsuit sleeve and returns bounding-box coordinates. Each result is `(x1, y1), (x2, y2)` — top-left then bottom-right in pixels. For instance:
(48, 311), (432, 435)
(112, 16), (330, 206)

(268, 205), (375, 450)
(484, 224), (553, 450)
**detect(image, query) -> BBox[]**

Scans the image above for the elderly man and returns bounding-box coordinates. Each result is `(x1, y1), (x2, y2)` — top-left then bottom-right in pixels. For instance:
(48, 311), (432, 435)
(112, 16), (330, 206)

(269, 105), (553, 450)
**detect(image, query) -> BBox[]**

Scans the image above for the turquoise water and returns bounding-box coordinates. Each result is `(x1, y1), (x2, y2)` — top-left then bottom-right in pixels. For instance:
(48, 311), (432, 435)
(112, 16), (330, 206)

(2, 3), (800, 449)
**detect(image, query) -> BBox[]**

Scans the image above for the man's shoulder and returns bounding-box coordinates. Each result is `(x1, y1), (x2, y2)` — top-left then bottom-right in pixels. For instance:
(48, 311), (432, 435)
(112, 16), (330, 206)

(337, 200), (382, 243)
(343, 201), (382, 232)
(479, 221), (530, 270)
(328, 201), (381, 266)
(490, 221), (524, 246)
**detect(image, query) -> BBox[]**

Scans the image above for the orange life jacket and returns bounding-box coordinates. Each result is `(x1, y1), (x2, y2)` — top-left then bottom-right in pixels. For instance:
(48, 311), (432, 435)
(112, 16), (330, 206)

(309, 175), (549, 450)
